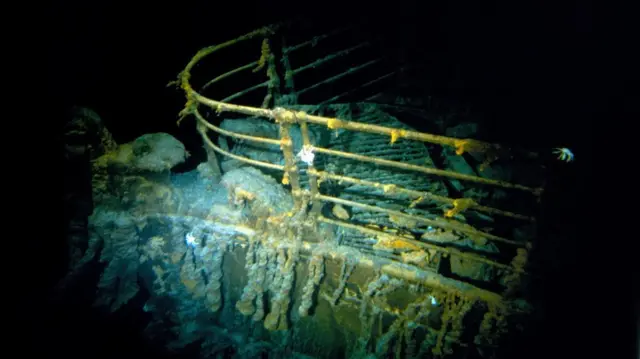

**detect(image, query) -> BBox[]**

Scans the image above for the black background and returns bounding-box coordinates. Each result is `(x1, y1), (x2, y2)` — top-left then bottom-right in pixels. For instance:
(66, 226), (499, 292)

(36, 1), (633, 358)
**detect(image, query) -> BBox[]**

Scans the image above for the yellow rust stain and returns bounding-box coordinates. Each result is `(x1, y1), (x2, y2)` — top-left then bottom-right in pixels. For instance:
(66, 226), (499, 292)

(374, 234), (421, 251)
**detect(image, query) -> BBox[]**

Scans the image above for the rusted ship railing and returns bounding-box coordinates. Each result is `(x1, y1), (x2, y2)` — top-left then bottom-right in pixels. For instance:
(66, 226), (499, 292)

(170, 23), (541, 355)
(172, 24), (540, 274)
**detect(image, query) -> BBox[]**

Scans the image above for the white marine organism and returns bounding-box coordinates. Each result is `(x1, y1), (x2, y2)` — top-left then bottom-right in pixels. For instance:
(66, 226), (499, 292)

(296, 144), (315, 165)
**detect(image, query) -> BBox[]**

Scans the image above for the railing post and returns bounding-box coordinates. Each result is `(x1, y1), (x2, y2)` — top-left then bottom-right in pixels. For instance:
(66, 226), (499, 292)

(298, 118), (323, 221)
(197, 122), (222, 181)
(274, 109), (302, 211)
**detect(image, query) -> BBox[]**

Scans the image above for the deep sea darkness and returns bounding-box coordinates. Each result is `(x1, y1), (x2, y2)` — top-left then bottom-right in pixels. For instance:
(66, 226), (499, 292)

(38, 1), (632, 358)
